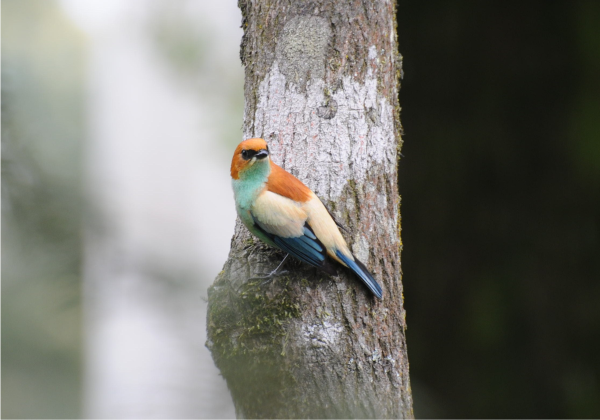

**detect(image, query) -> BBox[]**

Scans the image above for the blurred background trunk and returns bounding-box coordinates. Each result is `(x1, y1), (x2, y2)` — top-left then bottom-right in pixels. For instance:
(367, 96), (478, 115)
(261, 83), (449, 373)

(207, 1), (413, 418)
(79, 3), (241, 418)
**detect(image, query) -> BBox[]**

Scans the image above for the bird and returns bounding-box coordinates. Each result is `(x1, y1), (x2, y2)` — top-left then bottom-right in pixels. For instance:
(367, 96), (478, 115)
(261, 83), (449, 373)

(230, 138), (383, 299)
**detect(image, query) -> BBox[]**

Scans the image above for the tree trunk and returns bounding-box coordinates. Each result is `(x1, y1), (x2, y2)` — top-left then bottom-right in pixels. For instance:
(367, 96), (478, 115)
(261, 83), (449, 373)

(206, 1), (412, 418)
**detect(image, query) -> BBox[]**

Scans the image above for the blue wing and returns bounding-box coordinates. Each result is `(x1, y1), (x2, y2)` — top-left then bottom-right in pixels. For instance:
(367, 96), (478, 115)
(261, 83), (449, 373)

(252, 218), (337, 275)
(272, 226), (325, 266)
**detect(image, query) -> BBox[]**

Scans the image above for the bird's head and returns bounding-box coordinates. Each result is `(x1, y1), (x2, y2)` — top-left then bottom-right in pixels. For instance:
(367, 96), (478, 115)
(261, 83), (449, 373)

(230, 138), (271, 180)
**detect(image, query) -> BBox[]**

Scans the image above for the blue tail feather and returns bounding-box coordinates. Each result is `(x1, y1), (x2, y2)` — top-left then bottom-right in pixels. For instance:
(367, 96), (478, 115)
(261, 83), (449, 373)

(335, 251), (383, 299)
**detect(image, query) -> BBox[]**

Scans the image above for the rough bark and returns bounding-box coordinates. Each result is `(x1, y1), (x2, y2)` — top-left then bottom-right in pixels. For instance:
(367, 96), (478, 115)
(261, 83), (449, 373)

(206, 1), (412, 418)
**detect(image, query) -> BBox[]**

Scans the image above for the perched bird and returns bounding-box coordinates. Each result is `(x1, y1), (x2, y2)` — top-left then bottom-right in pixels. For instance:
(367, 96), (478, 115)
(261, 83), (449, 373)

(230, 138), (383, 299)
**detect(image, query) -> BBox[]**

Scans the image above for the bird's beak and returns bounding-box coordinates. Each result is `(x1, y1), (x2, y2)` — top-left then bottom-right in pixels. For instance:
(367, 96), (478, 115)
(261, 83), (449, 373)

(255, 149), (269, 160)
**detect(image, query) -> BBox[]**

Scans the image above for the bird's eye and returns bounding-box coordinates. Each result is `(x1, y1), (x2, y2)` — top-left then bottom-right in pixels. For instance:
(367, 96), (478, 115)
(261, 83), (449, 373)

(241, 149), (257, 160)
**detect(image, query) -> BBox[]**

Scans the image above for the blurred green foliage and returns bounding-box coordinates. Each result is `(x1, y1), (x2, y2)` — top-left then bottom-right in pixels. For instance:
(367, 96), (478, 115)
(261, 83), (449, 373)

(397, 1), (600, 418)
(147, 2), (244, 151)
(2, 0), (85, 418)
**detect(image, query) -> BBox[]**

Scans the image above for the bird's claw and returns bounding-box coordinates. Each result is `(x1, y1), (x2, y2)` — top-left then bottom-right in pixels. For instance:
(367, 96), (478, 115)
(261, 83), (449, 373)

(249, 269), (289, 284)
(248, 254), (290, 284)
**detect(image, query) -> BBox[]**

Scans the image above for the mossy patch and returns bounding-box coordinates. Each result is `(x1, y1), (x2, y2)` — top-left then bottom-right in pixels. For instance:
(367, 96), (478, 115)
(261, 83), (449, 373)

(207, 272), (302, 417)
(207, 272), (301, 360)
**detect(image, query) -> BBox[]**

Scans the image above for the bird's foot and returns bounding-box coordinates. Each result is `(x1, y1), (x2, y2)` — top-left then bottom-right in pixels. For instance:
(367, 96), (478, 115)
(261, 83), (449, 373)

(248, 254), (290, 284)
(249, 269), (290, 285)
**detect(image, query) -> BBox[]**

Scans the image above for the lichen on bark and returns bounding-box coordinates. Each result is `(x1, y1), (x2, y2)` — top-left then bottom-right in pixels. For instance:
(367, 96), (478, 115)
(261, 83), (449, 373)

(276, 15), (331, 91)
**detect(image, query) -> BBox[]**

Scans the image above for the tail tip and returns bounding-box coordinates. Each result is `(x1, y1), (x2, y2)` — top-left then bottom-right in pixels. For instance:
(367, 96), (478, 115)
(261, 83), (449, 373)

(335, 251), (383, 299)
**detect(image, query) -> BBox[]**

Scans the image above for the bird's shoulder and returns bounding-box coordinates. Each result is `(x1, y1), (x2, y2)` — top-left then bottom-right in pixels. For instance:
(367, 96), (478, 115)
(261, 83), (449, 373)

(266, 161), (313, 203)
